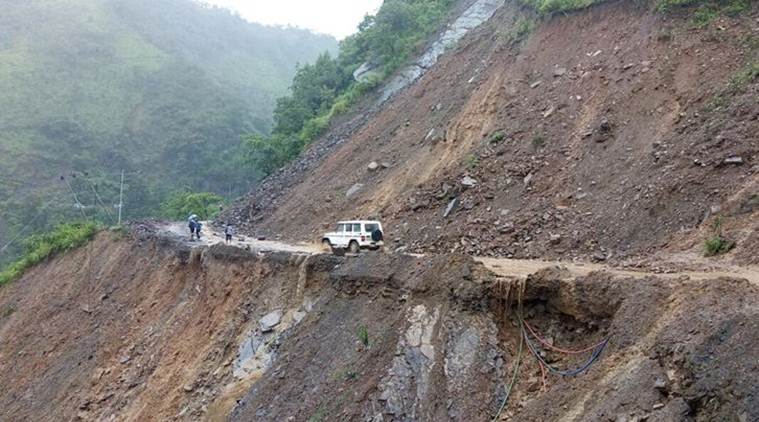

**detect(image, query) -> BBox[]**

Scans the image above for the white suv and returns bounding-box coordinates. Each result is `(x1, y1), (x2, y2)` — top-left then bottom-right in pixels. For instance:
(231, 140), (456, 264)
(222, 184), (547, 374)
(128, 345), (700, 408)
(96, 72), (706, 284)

(322, 220), (384, 254)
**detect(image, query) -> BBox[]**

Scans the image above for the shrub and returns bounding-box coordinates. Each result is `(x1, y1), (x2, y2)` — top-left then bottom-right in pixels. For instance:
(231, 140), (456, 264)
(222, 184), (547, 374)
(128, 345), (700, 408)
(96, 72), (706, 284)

(704, 235), (735, 256)
(519, 0), (601, 15)
(159, 191), (225, 220)
(0, 221), (100, 286)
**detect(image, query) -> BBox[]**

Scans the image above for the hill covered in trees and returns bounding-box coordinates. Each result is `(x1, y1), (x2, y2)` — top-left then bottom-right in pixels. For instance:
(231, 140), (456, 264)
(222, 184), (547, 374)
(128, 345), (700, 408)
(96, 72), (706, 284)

(0, 0), (336, 264)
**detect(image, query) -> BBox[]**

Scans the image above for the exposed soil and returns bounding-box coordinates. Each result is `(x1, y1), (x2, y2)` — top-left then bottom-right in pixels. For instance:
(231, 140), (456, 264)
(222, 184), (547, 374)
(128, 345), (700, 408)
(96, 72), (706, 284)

(2, 1), (758, 421)
(224, 0), (758, 268)
(0, 227), (756, 421)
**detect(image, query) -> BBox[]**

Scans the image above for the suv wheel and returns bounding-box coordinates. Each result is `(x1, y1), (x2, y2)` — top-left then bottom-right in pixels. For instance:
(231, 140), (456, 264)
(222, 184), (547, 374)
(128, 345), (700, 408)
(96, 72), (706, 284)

(348, 240), (360, 254)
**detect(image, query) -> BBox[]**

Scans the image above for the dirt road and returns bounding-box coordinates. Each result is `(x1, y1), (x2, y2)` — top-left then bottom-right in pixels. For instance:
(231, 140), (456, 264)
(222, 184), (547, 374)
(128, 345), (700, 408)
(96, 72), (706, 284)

(160, 221), (759, 284)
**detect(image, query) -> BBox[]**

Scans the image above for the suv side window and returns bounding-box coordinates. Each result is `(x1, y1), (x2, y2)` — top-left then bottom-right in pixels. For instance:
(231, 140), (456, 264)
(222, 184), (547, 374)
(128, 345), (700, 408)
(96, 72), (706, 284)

(353, 223), (361, 233)
(365, 223), (379, 233)
(336, 224), (345, 232)
(345, 224), (352, 233)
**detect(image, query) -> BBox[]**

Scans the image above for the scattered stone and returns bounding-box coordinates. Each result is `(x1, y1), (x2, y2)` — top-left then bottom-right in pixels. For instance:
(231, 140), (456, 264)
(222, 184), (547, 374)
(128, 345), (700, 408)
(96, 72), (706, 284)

(367, 162), (379, 171)
(652, 403), (664, 410)
(553, 67), (567, 77)
(381, 162), (392, 169)
(260, 310), (283, 332)
(523, 173), (533, 185)
(444, 198), (459, 218)
(118, 355), (130, 364)
(724, 156), (743, 165)
(592, 252), (607, 262)
(543, 105), (555, 118)
(346, 183), (364, 198)
(461, 176), (478, 188)
(81, 305), (92, 314)
(183, 384), (194, 392)
(425, 127), (445, 143)
(293, 310), (307, 324)
(549, 234), (562, 245)
(530, 80), (543, 89)
(654, 377), (667, 391)
(623, 63), (635, 70)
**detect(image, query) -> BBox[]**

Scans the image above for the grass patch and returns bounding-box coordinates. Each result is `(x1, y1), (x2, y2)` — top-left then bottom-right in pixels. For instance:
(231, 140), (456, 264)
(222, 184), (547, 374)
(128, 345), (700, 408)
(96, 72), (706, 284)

(489, 131), (506, 144)
(465, 154), (480, 170)
(0, 221), (99, 286)
(703, 216), (735, 256)
(497, 18), (536, 45)
(519, 0), (603, 15)
(657, 0), (751, 15)
(357, 325), (370, 346)
(707, 61), (759, 110)
(692, 5), (720, 27)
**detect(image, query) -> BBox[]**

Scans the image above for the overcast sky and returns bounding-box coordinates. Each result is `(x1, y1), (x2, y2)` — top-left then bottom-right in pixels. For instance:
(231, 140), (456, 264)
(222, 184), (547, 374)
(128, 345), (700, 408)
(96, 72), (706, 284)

(203, 0), (383, 39)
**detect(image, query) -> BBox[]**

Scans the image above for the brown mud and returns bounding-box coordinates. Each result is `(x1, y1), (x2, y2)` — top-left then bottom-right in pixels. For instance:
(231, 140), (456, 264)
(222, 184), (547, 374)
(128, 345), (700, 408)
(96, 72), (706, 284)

(0, 228), (756, 421)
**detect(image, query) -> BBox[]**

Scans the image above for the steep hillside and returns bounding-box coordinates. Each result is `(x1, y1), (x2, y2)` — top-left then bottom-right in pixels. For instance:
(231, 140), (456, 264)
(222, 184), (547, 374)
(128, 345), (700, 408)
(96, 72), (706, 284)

(0, 0), (336, 263)
(225, 0), (758, 266)
(0, 226), (756, 421)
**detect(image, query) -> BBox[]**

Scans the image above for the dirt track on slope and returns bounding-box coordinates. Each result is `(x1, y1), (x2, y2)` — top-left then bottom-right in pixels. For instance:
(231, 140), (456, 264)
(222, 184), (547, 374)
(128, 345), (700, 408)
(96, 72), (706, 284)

(162, 221), (759, 285)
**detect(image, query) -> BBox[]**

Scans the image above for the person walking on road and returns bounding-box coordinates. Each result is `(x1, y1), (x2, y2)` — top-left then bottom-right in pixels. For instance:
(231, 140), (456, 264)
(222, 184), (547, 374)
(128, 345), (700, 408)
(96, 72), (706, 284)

(224, 223), (234, 243)
(188, 214), (198, 241)
(195, 221), (203, 241)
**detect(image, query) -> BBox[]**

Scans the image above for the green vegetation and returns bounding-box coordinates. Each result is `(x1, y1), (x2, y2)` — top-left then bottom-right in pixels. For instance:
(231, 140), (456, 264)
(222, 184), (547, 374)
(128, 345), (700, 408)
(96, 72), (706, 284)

(656, 0), (750, 13)
(0, 222), (100, 286)
(517, 0), (751, 16)
(465, 155), (480, 170)
(519, 0), (603, 15)
(159, 191), (226, 221)
(692, 5), (720, 27)
(489, 131), (506, 144)
(704, 235), (735, 256)
(704, 216), (735, 257)
(357, 325), (370, 346)
(708, 61), (758, 110)
(244, 0), (457, 175)
(0, 0), (336, 266)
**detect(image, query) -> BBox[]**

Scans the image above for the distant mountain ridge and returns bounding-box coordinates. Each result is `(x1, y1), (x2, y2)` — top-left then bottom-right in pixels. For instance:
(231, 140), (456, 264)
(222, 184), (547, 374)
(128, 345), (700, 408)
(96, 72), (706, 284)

(0, 0), (337, 264)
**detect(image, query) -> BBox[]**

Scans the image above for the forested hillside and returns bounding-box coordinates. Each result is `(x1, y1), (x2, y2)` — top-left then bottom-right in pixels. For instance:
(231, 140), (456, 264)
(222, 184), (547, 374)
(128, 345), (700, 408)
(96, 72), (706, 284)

(0, 0), (336, 264)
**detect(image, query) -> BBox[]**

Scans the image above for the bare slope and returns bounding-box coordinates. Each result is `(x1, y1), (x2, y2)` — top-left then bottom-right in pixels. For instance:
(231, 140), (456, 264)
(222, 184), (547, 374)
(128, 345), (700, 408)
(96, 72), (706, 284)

(0, 227), (757, 421)
(226, 1), (758, 266)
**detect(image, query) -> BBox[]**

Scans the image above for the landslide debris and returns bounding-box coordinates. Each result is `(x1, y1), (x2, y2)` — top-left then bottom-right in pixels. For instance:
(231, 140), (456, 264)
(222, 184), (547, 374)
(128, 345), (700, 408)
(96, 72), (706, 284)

(224, 0), (758, 267)
(0, 230), (756, 421)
